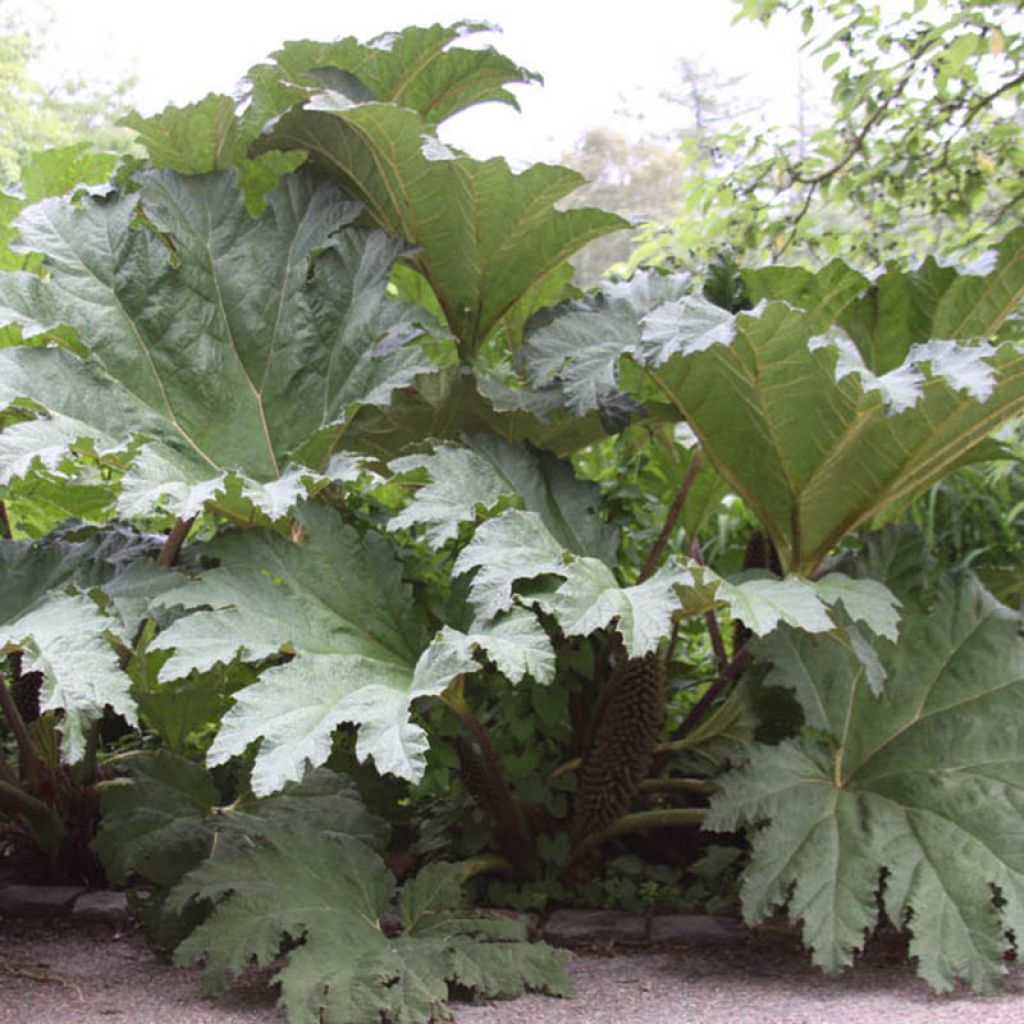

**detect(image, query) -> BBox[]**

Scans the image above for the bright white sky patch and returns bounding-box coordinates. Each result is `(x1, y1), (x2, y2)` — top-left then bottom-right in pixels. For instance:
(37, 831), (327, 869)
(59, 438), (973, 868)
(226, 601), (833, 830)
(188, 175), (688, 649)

(29, 0), (816, 162)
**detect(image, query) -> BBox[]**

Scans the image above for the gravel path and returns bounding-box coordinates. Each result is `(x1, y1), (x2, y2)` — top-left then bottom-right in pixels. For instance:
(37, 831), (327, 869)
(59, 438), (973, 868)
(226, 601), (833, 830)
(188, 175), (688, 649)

(2, 917), (1023, 1024)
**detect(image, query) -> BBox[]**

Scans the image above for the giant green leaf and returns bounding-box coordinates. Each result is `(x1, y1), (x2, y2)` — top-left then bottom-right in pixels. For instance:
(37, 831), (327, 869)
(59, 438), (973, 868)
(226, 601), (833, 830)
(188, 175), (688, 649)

(638, 298), (1024, 573)
(0, 168), (436, 521)
(256, 101), (627, 356)
(150, 502), (429, 793)
(706, 572), (1024, 993)
(744, 228), (1024, 373)
(523, 240), (1024, 574)
(95, 750), (386, 889)
(170, 830), (570, 1024)
(151, 502), (558, 794)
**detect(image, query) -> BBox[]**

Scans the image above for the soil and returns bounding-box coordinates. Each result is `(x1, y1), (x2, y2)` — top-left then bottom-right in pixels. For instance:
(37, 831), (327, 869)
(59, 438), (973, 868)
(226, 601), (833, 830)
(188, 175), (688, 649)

(2, 915), (1023, 1024)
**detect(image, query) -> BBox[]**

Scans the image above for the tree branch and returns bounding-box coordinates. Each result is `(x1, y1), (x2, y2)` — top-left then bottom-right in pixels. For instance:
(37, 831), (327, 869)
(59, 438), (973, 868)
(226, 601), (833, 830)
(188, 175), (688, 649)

(788, 42), (924, 188)
(0, 500), (11, 540)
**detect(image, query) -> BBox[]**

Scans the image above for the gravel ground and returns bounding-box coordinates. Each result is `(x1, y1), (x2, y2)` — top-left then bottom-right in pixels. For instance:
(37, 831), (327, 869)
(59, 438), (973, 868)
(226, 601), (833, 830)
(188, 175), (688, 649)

(1, 917), (1023, 1024)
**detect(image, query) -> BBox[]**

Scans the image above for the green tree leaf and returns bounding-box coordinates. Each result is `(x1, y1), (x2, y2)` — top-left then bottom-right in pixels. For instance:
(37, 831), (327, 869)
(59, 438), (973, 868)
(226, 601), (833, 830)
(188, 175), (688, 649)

(706, 572), (1024, 993)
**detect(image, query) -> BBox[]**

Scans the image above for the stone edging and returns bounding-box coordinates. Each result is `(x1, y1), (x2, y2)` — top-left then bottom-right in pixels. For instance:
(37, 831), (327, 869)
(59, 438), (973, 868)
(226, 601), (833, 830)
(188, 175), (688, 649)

(0, 884), (748, 948)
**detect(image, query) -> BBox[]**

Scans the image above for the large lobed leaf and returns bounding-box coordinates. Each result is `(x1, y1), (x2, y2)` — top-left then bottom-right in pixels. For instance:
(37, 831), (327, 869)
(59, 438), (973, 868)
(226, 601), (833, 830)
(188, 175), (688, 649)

(386, 433), (618, 561)
(151, 503), (556, 795)
(256, 101), (626, 357)
(94, 750), (387, 890)
(0, 168), (435, 522)
(452, 506), (900, 659)
(171, 830), (570, 1024)
(245, 22), (541, 129)
(706, 571), (1024, 993)
(524, 239), (1024, 574)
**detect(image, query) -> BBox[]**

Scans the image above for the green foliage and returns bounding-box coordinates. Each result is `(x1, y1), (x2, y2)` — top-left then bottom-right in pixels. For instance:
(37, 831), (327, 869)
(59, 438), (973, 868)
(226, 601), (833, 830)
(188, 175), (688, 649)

(707, 569), (1024, 993)
(525, 243), (1024, 574)
(639, 0), (1024, 267)
(172, 831), (570, 1024)
(0, 7), (134, 188)
(0, 168), (436, 523)
(2, 16), (1024, 1007)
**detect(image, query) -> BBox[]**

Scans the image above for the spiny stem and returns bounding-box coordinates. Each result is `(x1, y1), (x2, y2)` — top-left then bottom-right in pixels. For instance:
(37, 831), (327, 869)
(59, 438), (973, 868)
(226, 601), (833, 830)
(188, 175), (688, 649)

(638, 450), (704, 584)
(441, 684), (538, 871)
(0, 669), (41, 780)
(0, 780), (65, 852)
(156, 517), (194, 567)
(690, 537), (727, 671)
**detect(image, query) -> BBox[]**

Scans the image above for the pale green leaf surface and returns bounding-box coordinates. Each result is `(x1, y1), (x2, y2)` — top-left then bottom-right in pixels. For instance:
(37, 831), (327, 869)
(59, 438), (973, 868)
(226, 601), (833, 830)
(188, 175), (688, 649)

(814, 573), (901, 641)
(151, 504), (434, 792)
(424, 610), (556, 687)
(535, 560), (690, 656)
(388, 444), (513, 545)
(388, 434), (616, 560)
(638, 294), (737, 357)
(0, 593), (134, 760)
(522, 269), (693, 416)
(717, 576), (833, 636)
(453, 510), (570, 621)
(0, 529), (160, 759)
(0, 413), (117, 486)
(707, 573), (1024, 993)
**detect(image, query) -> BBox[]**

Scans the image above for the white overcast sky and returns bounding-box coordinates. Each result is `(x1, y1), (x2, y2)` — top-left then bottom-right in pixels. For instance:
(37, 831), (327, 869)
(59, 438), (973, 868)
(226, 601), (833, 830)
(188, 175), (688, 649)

(28, 0), (819, 162)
